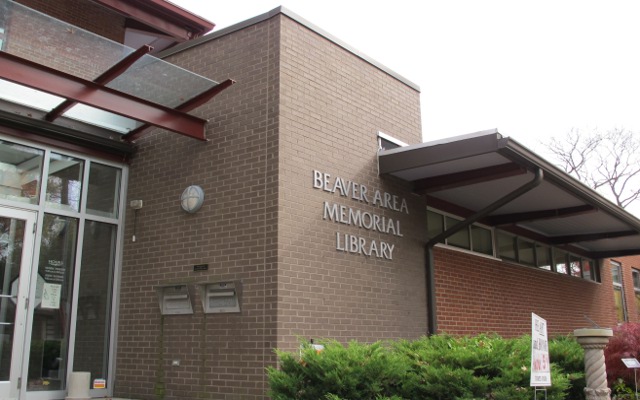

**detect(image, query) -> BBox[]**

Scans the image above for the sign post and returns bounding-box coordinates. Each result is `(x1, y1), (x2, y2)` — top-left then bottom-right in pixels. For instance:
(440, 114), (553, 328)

(531, 313), (551, 399)
(621, 358), (640, 400)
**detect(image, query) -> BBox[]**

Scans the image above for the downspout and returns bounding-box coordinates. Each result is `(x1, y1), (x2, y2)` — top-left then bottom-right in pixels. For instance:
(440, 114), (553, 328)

(425, 168), (544, 335)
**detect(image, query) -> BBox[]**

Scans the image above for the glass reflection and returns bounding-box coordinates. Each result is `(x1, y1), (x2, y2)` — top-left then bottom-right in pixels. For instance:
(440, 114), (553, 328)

(27, 214), (77, 391)
(73, 221), (116, 389)
(0, 140), (44, 204)
(86, 164), (121, 218)
(0, 217), (25, 380)
(46, 154), (83, 212)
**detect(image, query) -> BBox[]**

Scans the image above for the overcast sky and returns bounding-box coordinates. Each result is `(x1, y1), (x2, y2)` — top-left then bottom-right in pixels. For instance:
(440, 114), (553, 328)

(169, 1), (640, 215)
(171, 0), (640, 158)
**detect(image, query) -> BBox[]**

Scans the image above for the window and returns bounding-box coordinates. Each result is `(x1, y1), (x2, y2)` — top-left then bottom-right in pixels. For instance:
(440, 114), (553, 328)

(554, 249), (568, 274)
(611, 261), (627, 323)
(377, 132), (408, 151)
(497, 231), (517, 261)
(582, 259), (597, 281)
(633, 269), (640, 315)
(426, 209), (597, 281)
(427, 210), (494, 256)
(569, 255), (582, 278)
(0, 140), (44, 204)
(536, 244), (552, 270)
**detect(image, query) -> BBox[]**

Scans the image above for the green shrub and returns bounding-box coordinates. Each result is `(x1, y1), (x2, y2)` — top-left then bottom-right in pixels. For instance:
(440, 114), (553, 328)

(267, 334), (585, 400)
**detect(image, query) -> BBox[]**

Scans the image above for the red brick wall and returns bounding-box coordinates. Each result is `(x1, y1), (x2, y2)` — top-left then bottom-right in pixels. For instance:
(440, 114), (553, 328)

(434, 246), (618, 337)
(116, 18), (280, 400)
(14, 0), (125, 42)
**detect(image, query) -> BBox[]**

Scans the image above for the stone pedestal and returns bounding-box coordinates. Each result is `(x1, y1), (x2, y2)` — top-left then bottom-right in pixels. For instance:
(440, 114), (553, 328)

(574, 328), (613, 400)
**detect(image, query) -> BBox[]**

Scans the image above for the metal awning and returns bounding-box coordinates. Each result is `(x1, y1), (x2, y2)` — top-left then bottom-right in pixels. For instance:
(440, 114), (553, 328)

(378, 129), (640, 258)
(0, 0), (233, 142)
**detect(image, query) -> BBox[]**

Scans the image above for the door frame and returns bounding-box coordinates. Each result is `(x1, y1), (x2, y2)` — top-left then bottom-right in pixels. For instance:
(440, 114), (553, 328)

(0, 206), (37, 400)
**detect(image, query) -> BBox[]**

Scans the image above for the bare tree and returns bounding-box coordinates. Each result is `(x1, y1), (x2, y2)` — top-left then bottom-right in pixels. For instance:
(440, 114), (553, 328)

(546, 127), (640, 208)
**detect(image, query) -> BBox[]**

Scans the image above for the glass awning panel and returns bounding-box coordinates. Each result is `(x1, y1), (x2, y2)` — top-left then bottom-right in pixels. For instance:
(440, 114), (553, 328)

(0, 0), (226, 140)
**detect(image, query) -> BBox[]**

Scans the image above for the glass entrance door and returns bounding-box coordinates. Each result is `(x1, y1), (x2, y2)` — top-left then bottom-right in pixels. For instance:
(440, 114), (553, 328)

(0, 207), (36, 400)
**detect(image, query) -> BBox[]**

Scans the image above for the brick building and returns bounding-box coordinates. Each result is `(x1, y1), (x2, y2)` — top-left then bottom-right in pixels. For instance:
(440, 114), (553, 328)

(0, 1), (639, 399)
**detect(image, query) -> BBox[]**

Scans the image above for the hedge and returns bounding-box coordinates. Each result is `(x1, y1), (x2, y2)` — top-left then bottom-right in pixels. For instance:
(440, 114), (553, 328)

(267, 334), (586, 400)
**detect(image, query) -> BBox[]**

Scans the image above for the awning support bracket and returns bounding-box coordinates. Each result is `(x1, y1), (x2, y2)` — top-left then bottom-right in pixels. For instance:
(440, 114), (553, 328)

(425, 168), (543, 335)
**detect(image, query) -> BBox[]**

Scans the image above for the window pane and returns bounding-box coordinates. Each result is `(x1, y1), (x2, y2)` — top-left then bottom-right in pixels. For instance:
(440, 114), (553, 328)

(614, 287), (626, 323)
(497, 231), (516, 261)
(518, 239), (535, 265)
(74, 221), (116, 389)
(46, 153), (84, 212)
(536, 244), (551, 270)
(0, 216), (26, 380)
(611, 262), (622, 285)
(86, 163), (121, 218)
(471, 226), (493, 255)
(554, 249), (568, 274)
(0, 139), (43, 204)
(427, 211), (444, 240)
(583, 259), (596, 281)
(27, 214), (78, 391)
(633, 270), (640, 289)
(446, 216), (469, 249)
(569, 255), (582, 277)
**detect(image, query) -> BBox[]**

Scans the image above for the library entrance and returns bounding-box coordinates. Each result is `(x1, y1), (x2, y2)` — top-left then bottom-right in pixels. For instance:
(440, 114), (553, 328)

(0, 136), (126, 399)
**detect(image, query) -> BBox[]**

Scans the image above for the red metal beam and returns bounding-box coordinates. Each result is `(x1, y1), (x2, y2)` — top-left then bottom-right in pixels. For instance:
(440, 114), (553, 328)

(46, 45), (153, 122)
(123, 78), (235, 142)
(0, 51), (207, 140)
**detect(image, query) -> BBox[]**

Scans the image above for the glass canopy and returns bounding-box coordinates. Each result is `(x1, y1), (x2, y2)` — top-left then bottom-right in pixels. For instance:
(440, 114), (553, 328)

(0, 0), (227, 140)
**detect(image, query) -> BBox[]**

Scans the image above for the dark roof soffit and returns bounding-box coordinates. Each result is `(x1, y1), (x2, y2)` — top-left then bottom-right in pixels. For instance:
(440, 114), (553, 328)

(414, 162), (526, 194)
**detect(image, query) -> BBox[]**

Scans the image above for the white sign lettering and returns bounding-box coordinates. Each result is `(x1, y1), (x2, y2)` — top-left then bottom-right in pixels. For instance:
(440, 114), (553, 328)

(313, 170), (408, 260)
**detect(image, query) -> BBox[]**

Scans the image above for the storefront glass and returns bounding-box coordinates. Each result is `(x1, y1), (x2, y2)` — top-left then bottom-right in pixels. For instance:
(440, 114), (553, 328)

(0, 135), (125, 398)
(73, 221), (116, 384)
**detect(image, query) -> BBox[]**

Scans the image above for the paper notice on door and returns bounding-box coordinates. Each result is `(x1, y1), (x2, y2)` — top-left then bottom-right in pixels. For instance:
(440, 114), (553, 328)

(41, 283), (62, 309)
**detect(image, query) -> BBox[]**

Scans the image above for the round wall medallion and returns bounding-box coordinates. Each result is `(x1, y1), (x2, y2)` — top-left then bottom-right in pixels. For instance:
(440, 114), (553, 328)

(180, 185), (204, 213)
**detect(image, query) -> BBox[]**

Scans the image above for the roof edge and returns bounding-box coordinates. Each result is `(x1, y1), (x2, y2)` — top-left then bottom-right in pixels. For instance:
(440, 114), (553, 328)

(500, 137), (640, 231)
(158, 6), (420, 92)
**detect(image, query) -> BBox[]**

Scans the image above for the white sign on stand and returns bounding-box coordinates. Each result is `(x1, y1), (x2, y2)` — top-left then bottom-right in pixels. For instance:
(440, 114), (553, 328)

(621, 358), (640, 400)
(531, 313), (551, 387)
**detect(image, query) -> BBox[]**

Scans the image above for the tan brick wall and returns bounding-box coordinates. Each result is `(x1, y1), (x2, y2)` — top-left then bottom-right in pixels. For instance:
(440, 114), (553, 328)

(434, 246), (618, 336)
(277, 15), (426, 352)
(116, 10), (426, 399)
(116, 18), (280, 400)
